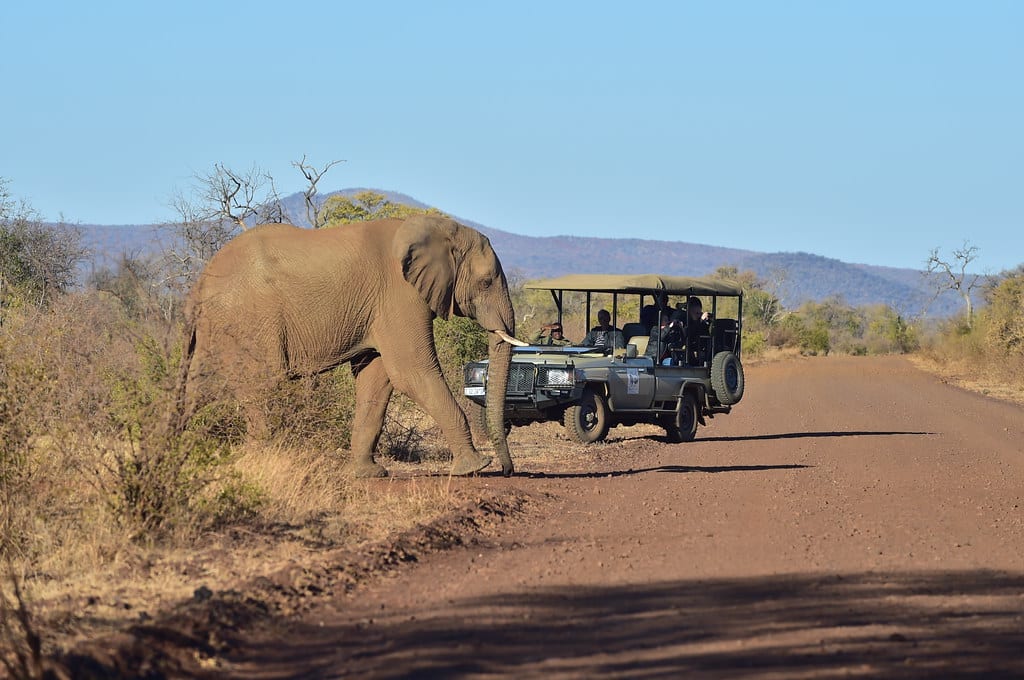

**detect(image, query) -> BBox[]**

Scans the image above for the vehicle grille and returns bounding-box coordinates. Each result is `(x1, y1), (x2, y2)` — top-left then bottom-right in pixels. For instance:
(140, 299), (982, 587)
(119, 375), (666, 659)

(506, 364), (537, 393)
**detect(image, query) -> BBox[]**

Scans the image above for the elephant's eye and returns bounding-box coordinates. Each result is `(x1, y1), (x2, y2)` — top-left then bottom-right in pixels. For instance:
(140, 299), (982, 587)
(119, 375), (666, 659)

(479, 276), (493, 290)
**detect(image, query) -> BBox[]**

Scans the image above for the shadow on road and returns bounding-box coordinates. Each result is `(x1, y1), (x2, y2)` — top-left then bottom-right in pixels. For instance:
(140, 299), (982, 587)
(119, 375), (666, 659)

(226, 569), (1024, 678)
(698, 430), (936, 443)
(607, 429), (936, 446)
(523, 463), (811, 480)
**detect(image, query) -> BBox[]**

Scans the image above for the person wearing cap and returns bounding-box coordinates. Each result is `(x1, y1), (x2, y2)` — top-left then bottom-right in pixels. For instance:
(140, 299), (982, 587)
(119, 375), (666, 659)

(529, 321), (573, 346)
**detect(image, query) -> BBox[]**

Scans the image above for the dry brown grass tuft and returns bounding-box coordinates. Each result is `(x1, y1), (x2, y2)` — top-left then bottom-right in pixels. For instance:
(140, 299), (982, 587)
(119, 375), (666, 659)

(0, 566), (44, 680)
(0, 288), (526, 659)
(910, 353), (1024, 405)
(913, 316), (1024, 405)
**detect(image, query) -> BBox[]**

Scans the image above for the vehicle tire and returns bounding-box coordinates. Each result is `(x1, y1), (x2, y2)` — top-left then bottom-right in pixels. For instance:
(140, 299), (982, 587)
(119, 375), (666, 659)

(659, 413), (681, 442)
(711, 351), (745, 405)
(474, 404), (511, 439)
(675, 393), (698, 442)
(661, 393), (698, 442)
(564, 388), (610, 444)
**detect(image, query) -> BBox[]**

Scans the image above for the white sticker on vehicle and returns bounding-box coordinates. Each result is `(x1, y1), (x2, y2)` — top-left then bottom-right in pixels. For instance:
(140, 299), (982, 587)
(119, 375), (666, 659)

(627, 368), (640, 394)
(463, 386), (486, 396)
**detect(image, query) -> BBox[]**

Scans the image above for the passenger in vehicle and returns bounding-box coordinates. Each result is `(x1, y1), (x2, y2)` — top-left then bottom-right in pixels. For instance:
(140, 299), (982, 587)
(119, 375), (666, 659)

(645, 309), (686, 364)
(640, 292), (672, 332)
(529, 322), (573, 346)
(645, 298), (712, 365)
(681, 296), (712, 364)
(579, 309), (626, 350)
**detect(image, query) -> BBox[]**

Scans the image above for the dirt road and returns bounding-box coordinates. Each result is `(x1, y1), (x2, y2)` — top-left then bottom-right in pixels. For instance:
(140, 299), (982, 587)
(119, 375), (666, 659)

(69, 356), (1024, 678)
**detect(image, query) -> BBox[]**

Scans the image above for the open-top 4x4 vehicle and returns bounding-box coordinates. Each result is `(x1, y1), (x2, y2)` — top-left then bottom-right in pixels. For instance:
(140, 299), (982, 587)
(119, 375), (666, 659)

(463, 274), (745, 443)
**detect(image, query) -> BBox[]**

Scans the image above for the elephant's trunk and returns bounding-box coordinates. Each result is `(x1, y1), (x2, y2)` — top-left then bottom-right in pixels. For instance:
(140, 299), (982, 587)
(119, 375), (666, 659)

(486, 332), (514, 477)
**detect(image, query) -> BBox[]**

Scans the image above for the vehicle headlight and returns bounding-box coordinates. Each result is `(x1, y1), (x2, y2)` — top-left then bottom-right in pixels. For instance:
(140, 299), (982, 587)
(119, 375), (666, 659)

(539, 367), (574, 387)
(464, 365), (488, 385)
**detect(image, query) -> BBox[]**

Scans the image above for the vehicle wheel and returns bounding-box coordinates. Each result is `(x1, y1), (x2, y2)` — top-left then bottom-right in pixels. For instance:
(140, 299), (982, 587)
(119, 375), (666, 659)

(659, 413), (682, 443)
(711, 351), (745, 405)
(675, 393), (698, 442)
(564, 388), (610, 444)
(474, 404), (511, 439)
(661, 393), (698, 442)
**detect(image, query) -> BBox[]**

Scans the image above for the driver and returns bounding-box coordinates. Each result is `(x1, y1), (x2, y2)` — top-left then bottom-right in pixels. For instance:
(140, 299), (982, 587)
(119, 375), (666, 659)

(529, 322), (573, 346)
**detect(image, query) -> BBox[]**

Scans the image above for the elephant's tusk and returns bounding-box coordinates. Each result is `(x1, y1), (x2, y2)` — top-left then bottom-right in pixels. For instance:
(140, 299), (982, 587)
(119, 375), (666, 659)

(494, 330), (528, 346)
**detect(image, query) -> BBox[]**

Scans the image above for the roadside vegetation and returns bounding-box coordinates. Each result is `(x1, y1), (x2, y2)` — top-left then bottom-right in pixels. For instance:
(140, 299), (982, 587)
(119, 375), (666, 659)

(0, 172), (489, 666)
(2, 168), (1022, 667)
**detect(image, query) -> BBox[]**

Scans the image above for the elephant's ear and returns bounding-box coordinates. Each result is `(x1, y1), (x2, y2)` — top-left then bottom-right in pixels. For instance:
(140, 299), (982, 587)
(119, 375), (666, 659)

(393, 215), (458, 319)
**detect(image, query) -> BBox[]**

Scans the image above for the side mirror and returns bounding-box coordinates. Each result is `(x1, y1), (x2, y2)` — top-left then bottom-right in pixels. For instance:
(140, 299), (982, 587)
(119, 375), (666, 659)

(626, 343), (638, 358)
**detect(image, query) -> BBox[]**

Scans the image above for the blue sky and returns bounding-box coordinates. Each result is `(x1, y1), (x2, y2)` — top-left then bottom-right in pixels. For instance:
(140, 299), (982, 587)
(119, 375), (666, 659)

(2, 1), (1021, 273)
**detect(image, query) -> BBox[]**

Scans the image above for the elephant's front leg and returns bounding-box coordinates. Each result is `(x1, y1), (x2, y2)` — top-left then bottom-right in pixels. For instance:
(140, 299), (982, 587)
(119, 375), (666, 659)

(380, 352), (492, 476)
(342, 354), (394, 478)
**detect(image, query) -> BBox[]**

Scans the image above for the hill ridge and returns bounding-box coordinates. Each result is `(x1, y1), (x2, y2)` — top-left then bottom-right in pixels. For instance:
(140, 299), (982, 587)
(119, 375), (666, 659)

(74, 188), (956, 316)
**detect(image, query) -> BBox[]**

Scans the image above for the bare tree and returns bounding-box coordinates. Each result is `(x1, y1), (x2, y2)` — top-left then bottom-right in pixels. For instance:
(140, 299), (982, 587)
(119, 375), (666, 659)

(90, 250), (178, 322)
(195, 163), (286, 230)
(925, 242), (982, 328)
(1, 178), (84, 321)
(292, 156), (344, 228)
(163, 189), (239, 292)
(163, 159), (342, 292)
(164, 163), (285, 290)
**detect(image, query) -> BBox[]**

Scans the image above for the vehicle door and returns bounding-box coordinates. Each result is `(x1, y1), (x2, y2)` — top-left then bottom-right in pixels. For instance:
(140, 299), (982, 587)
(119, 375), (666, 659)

(606, 357), (656, 410)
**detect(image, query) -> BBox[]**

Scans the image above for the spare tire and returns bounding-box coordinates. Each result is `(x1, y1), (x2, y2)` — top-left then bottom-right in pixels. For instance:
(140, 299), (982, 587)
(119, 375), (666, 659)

(711, 351), (745, 405)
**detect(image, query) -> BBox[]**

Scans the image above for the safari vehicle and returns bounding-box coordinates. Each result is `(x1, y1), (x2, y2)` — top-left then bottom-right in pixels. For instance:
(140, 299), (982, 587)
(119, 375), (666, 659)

(463, 274), (745, 443)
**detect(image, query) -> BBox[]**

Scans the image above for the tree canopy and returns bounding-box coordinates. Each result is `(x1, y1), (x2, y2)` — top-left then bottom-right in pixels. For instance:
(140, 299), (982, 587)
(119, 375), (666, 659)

(319, 191), (443, 226)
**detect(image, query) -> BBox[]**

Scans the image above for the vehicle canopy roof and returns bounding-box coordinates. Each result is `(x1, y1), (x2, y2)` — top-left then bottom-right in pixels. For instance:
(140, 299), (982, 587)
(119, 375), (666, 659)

(524, 273), (743, 297)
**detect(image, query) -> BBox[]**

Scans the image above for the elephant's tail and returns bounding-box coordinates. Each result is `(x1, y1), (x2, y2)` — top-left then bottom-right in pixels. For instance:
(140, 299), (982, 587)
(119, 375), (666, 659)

(166, 310), (198, 438)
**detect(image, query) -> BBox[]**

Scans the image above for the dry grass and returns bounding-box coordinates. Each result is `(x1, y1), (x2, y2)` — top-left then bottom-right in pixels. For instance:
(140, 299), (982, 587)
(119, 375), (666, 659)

(3, 437), (475, 658)
(909, 353), (1024, 406)
(0, 291), (493, 661)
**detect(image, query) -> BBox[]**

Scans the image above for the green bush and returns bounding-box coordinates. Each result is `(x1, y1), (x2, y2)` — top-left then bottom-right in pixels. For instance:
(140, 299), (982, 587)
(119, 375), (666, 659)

(801, 322), (831, 356)
(740, 329), (766, 356)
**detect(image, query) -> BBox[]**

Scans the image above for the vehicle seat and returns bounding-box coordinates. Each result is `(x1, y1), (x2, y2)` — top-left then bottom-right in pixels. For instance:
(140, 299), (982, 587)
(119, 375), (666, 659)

(712, 318), (739, 354)
(628, 335), (650, 356)
(640, 305), (668, 332)
(621, 322), (646, 341)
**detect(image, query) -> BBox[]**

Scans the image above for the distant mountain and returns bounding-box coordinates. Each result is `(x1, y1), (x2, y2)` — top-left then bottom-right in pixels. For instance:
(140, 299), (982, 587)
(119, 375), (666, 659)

(74, 188), (962, 317)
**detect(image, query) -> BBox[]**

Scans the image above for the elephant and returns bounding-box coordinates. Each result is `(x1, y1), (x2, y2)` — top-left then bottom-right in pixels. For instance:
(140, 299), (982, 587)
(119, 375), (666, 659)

(173, 213), (520, 478)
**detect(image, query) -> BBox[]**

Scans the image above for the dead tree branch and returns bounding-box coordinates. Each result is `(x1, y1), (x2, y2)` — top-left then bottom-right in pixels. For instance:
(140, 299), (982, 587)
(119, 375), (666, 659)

(292, 156), (344, 228)
(924, 241), (982, 328)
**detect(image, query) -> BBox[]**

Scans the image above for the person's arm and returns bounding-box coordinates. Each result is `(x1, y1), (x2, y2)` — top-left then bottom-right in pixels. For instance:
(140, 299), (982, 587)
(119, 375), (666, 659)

(660, 321), (679, 342)
(528, 329), (545, 344)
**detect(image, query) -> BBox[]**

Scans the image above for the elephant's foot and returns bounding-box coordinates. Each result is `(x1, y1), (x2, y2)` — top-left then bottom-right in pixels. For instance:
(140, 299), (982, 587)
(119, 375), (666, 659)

(451, 451), (492, 476)
(342, 459), (389, 479)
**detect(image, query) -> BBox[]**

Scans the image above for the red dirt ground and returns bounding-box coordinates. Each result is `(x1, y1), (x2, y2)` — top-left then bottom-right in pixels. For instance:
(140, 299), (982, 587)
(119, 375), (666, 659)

(53, 355), (1024, 678)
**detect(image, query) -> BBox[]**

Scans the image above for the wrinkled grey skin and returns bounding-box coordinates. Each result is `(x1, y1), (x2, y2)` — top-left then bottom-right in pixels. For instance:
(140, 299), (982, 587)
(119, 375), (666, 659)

(175, 214), (516, 477)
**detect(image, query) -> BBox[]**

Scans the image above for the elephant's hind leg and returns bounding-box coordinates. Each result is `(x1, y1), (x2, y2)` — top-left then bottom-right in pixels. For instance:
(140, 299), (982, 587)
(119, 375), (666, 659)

(342, 354), (393, 478)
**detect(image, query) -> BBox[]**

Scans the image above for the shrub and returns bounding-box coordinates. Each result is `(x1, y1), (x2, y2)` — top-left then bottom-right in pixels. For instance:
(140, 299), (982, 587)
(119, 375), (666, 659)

(263, 367), (357, 450)
(982, 274), (1024, 356)
(740, 329), (766, 357)
(801, 322), (831, 356)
